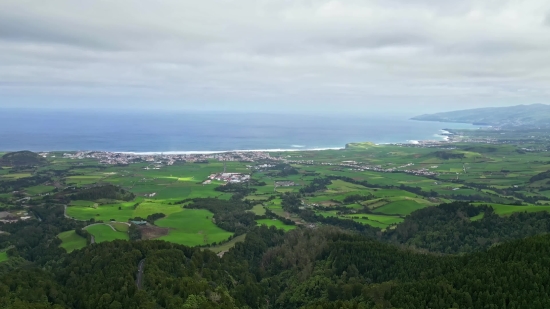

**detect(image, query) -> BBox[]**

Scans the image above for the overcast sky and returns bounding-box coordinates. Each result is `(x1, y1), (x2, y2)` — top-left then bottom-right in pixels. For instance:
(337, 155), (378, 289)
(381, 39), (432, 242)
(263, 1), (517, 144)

(1, 0), (549, 114)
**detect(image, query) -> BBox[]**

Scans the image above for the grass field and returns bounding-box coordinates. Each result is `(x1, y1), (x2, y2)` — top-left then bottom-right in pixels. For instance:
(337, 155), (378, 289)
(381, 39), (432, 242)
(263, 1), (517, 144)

(86, 224), (129, 243)
(110, 222), (129, 232)
(156, 209), (233, 246)
(249, 205), (266, 215)
(256, 219), (297, 231)
(0, 251), (8, 263)
(1, 173), (32, 179)
(207, 234), (247, 254)
(66, 199), (181, 222)
(472, 203), (550, 216)
(373, 200), (427, 216)
(58, 230), (87, 252)
(25, 185), (55, 195)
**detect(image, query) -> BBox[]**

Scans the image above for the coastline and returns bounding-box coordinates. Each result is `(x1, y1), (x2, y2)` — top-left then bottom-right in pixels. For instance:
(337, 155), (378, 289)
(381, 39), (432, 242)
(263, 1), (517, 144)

(117, 147), (345, 155)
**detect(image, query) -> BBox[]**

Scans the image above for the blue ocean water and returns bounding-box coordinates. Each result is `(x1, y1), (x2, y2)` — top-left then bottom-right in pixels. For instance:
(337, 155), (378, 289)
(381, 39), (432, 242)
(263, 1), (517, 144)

(0, 109), (476, 152)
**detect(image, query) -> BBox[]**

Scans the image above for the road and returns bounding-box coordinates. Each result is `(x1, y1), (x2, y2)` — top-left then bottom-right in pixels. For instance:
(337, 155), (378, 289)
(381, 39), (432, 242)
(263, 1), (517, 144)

(90, 235), (95, 244)
(136, 259), (146, 290)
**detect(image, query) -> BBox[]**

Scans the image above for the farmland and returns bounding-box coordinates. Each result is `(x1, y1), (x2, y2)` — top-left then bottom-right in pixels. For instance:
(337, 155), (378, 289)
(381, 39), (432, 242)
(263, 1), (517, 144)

(85, 224), (128, 243)
(2, 141), (550, 252)
(155, 209), (233, 246)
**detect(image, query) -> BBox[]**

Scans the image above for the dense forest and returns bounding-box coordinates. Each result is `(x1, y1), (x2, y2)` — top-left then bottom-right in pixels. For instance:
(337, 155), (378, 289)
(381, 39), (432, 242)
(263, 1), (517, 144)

(3, 225), (550, 308)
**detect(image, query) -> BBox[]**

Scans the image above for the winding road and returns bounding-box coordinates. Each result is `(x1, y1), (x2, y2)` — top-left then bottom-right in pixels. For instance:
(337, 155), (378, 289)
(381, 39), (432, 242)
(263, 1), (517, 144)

(136, 259), (146, 290)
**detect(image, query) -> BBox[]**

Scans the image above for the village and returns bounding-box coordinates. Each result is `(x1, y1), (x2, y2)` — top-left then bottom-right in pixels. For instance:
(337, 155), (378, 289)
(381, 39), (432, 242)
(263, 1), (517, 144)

(59, 150), (281, 166)
(203, 173), (251, 184)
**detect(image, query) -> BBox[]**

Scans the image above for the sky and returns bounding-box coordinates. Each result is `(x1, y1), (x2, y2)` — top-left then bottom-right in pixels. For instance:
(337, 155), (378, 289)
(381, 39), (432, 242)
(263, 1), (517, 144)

(1, 0), (550, 114)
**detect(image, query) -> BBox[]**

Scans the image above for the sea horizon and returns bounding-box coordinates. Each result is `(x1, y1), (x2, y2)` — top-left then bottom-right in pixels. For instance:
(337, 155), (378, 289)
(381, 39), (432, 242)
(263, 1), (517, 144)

(0, 108), (477, 152)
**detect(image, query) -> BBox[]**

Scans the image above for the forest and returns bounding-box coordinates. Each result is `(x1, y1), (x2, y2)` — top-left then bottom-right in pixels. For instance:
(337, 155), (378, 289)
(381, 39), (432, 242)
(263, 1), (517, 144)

(2, 223), (550, 308)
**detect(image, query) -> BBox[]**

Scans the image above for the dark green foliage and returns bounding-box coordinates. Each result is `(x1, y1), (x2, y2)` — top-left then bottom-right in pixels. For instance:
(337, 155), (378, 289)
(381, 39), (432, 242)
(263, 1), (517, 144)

(0, 151), (46, 167)
(69, 185), (135, 202)
(0, 175), (50, 193)
(187, 198), (256, 235)
(385, 201), (550, 254)
(299, 178), (331, 194)
(530, 170), (550, 183)
(4, 223), (550, 308)
(145, 213), (165, 224)
(432, 151), (465, 160)
(214, 182), (256, 196)
(265, 209), (295, 226)
(266, 163), (299, 177)
(343, 194), (374, 204)
(128, 224), (142, 241)
(0, 204), (87, 264)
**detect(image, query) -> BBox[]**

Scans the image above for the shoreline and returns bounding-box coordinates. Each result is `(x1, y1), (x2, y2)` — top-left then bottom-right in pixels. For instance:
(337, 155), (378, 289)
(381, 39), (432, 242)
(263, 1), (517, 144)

(117, 147), (345, 155)
(6, 128), (461, 154)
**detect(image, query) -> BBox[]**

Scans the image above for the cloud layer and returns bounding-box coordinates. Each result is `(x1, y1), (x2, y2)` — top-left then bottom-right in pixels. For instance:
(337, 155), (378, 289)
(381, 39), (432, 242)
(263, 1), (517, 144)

(1, 0), (550, 112)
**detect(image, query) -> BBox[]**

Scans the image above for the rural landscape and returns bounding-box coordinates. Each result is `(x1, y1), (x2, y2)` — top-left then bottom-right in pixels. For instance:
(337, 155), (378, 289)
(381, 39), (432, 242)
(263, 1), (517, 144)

(3, 114), (550, 307)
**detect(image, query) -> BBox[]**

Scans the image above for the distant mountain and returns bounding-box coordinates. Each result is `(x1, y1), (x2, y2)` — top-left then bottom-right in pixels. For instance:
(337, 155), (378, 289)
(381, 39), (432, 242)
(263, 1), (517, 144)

(412, 104), (550, 127)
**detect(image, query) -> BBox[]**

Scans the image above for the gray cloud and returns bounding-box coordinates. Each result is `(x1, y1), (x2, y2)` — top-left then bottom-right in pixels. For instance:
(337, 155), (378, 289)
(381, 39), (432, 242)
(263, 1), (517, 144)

(1, 0), (550, 113)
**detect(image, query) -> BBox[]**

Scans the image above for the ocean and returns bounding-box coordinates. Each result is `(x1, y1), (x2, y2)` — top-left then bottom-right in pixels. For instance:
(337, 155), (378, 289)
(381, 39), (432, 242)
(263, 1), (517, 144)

(0, 109), (476, 153)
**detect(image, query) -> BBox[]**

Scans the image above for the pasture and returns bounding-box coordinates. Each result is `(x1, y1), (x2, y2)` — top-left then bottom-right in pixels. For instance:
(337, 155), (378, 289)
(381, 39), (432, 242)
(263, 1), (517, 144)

(472, 203), (550, 216)
(208, 234), (247, 254)
(58, 230), (87, 252)
(86, 224), (129, 243)
(256, 219), (297, 231)
(0, 251), (8, 263)
(373, 200), (427, 216)
(156, 209), (233, 246)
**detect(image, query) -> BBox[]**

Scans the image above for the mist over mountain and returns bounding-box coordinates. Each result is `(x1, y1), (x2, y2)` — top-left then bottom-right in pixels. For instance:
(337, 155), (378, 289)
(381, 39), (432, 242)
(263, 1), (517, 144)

(412, 104), (550, 127)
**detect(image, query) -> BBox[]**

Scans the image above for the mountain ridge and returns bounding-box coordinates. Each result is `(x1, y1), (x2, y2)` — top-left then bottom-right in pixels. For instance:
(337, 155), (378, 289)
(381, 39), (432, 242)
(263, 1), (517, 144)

(412, 103), (550, 127)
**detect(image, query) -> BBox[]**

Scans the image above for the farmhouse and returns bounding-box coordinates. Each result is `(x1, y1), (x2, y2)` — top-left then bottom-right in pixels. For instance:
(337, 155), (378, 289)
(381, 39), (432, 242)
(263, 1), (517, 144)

(275, 181), (296, 187)
(131, 220), (147, 225)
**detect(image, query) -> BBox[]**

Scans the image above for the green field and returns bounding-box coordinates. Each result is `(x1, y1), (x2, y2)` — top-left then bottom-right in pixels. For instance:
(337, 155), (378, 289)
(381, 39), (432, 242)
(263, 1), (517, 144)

(86, 224), (128, 243)
(156, 209), (233, 246)
(58, 230), (87, 252)
(473, 203), (550, 216)
(66, 199), (182, 222)
(0, 251), (8, 263)
(1, 173), (32, 179)
(25, 185), (55, 195)
(373, 200), (427, 216)
(249, 205), (266, 215)
(208, 234), (247, 254)
(256, 219), (297, 231)
(110, 222), (129, 232)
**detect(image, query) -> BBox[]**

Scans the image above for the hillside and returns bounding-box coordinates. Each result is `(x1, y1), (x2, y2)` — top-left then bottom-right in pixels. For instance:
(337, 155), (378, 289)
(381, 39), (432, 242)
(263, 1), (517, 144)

(3, 226), (550, 308)
(0, 151), (46, 167)
(412, 103), (550, 127)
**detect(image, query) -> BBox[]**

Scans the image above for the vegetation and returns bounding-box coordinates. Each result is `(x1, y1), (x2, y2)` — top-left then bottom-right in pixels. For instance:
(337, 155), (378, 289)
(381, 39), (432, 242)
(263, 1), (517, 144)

(57, 230), (87, 252)
(0, 150), (46, 167)
(3, 142), (550, 307)
(412, 103), (550, 127)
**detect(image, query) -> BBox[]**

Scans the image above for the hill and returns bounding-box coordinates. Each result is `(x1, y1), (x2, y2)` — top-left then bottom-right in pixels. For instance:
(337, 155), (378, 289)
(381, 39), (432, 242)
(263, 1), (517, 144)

(412, 103), (550, 127)
(0, 151), (46, 167)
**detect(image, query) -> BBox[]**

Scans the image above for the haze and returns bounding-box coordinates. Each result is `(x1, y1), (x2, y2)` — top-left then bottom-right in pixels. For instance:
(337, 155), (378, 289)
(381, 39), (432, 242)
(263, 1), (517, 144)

(1, 0), (550, 114)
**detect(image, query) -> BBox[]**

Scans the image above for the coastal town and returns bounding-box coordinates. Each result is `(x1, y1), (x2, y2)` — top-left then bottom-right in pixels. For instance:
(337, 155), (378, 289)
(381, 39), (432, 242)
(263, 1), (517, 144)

(60, 150), (280, 165)
(55, 148), (441, 178)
